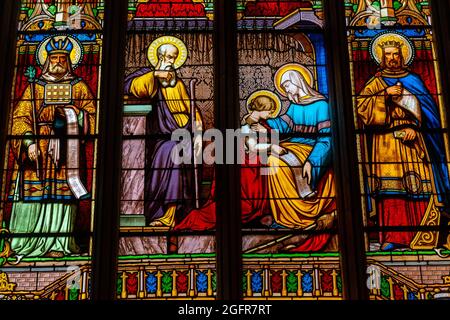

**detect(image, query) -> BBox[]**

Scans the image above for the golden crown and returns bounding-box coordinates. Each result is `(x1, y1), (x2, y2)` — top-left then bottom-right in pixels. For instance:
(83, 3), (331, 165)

(378, 40), (404, 50)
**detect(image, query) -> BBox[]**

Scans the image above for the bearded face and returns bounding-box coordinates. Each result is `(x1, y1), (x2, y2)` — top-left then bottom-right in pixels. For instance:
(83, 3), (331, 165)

(159, 55), (176, 71)
(383, 47), (403, 71)
(48, 54), (69, 78)
(157, 45), (179, 88)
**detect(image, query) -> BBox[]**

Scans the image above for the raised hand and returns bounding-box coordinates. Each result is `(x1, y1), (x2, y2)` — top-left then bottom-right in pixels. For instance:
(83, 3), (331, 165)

(250, 123), (268, 133)
(386, 84), (403, 97)
(155, 70), (175, 82)
(28, 144), (40, 162)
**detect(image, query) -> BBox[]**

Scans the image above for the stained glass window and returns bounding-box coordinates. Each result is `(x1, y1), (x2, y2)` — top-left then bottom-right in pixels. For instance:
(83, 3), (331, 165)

(117, 0), (216, 300)
(0, 0), (449, 303)
(0, 0), (104, 300)
(237, 0), (342, 300)
(345, 0), (450, 300)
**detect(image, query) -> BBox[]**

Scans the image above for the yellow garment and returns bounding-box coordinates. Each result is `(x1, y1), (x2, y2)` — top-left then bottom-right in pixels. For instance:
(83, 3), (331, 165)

(154, 205), (177, 228)
(9, 81), (96, 200)
(356, 76), (433, 194)
(130, 71), (201, 127)
(267, 142), (335, 229)
(357, 75), (445, 249)
(129, 70), (203, 228)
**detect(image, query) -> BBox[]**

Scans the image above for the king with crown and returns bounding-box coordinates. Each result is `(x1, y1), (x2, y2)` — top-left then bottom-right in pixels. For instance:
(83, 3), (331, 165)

(8, 35), (96, 258)
(356, 32), (450, 251)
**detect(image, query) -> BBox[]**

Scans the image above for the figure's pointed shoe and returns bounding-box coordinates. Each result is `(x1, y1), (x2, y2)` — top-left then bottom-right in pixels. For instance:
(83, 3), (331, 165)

(381, 242), (408, 251)
(381, 243), (395, 251)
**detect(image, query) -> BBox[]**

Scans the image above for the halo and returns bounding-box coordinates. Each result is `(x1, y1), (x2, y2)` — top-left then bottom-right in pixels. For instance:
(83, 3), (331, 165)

(36, 34), (83, 68)
(370, 31), (415, 66)
(246, 90), (282, 119)
(148, 36), (188, 70)
(274, 63), (314, 97)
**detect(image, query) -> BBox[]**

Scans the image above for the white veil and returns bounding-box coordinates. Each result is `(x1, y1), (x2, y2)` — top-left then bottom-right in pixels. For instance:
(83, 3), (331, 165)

(281, 70), (325, 105)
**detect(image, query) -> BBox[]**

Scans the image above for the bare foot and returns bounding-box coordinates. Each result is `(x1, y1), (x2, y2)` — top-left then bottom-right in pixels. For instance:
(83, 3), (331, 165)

(260, 215), (273, 227)
(278, 234), (309, 252)
(44, 251), (64, 258)
(316, 211), (337, 230)
(280, 244), (297, 252)
(149, 221), (165, 227)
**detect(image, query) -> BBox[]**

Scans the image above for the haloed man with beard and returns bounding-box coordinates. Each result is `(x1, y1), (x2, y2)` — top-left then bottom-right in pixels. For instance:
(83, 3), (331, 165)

(155, 44), (178, 88)
(357, 39), (450, 251)
(9, 36), (96, 258)
(125, 42), (203, 228)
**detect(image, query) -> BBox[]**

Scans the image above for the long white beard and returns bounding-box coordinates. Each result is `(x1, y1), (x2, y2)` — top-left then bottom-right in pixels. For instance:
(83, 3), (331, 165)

(160, 76), (177, 88)
(50, 65), (66, 74)
(48, 64), (68, 80)
(158, 62), (177, 88)
(159, 60), (173, 70)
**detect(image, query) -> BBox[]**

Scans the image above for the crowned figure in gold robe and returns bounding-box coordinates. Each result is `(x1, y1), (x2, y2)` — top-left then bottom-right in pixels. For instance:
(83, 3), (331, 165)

(357, 33), (450, 251)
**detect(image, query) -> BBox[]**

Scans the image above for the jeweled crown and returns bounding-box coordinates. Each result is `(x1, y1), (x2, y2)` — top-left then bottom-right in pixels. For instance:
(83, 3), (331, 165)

(378, 40), (403, 50)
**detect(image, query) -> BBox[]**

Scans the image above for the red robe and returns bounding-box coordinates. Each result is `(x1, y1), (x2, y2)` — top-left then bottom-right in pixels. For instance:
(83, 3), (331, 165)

(377, 198), (428, 246)
(174, 154), (269, 231)
(175, 152), (332, 252)
(174, 162), (332, 252)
